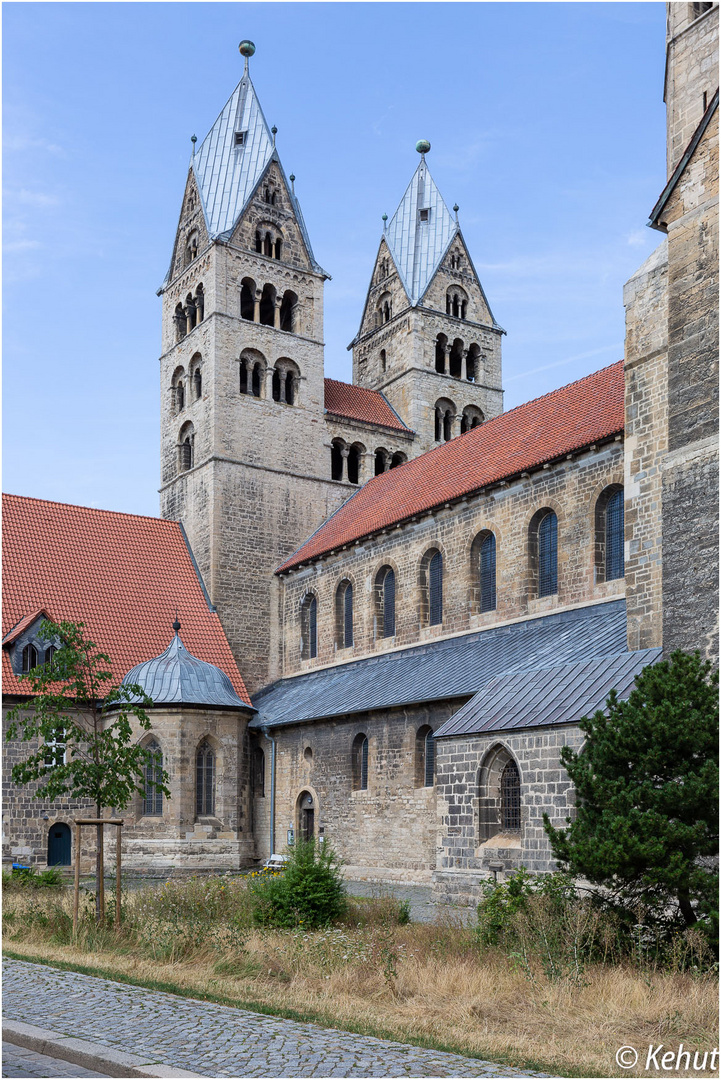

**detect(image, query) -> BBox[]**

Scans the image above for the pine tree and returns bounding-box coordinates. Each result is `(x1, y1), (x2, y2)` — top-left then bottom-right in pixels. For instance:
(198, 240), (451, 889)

(544, 651), (718, 930)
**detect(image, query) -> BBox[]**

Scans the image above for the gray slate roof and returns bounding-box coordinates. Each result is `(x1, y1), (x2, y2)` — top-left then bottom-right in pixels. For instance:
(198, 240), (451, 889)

(385, 159), (457, 305)
(251, 600), (629, 730)
(123, 633), (248, 709)
(434, 648), (661, 739)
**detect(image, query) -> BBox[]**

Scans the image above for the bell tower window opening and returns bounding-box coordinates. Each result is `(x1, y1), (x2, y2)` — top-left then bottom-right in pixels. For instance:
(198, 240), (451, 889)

(260, 283), (276, 326)
(390, 451), (406, 468)
(435, 333), (448, 374)
(234, 130), (246, 147)
(252, 364), (262, 397)
(347, 445), (362, 485)
(449, 338), (464, 378)
(380, 349), (387, 373)
(174, 303), (186, 342)
(280, 290), (297, 333)
(466, 344), (481, 382)
(331, 440), (345, 481)
(178, 422), (195, 472)
(255, 230), (262, 253)
(240, 278), (256, 321)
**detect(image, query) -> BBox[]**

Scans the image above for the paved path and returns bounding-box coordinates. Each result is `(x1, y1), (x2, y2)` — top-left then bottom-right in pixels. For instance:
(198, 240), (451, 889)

(4, 960), (544, 1078)
(2, 1043), (109, 1078)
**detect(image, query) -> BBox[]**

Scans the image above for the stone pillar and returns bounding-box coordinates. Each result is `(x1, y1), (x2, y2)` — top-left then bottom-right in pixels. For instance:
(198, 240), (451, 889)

(253, 290), (261, 323)
(274, 298), (282, 330)
(443, 344), (451, 374)
(185, 301), (196, 335)
(340, 447), (350, 482)
(264, 366), (274, 400)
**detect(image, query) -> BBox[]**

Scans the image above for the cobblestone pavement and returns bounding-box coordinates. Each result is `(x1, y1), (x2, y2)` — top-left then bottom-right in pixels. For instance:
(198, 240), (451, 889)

(4, 960), (545, 1078)
(2, 1043), (109, 1078)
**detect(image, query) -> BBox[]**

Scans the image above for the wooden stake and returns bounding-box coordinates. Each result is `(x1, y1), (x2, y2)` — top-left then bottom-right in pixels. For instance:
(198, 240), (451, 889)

(73, 822), (81, 934)
(98, 822), (105, 923)
(115, 823), (122, 931)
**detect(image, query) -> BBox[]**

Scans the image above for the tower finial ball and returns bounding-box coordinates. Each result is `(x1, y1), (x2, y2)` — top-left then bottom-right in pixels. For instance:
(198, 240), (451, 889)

(239, 40), (256, 58)
(415, 139), (431, 155)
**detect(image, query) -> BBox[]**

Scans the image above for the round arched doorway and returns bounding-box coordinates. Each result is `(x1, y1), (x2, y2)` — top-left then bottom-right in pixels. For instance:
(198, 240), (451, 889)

(47, 822), (71, 866)
(296, 790), (315, 843)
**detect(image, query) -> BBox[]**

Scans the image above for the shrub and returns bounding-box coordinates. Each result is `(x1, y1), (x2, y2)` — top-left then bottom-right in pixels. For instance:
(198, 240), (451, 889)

(251, 839), (346, 929)
(4, 865), (65, 890)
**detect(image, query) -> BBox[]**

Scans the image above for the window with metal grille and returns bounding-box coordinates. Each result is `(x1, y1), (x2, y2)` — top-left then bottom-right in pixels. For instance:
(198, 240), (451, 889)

(143, 741), (163, 815)
(383, 569), (395, 638)
(605, 489), (624, 581)
(538, 512), (558, 597)
(196, 742), (215, 816)
(500, 760), (521, 831)
(424, 729), (435, 787)
(429, 551), (443, 625)
(308, 596), (317, 658)
(343, 583), (353, 648)
(480, 533), (497, 612)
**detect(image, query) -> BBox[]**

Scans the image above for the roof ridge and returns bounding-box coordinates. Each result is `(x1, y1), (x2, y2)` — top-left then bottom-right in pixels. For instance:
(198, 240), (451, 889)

(2, 492), (178, 527)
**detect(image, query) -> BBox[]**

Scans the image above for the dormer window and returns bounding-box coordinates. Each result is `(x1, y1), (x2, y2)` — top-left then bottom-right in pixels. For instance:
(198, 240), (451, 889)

(419, 208), (430, 222)
(234, 131), (247, 147)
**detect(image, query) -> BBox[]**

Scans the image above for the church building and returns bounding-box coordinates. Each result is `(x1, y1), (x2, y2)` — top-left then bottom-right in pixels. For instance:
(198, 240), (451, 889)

(3, 8), (718, 902)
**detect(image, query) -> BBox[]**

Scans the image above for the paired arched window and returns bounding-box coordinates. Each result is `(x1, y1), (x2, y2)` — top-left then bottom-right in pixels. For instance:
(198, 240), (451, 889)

(171, 367), (186, 414)
(434, 400), (455, 442)
(178, 422), (194, 472)
(595, 486), (625, 582)
(352, 733), (369, 790)
(189, 354), (202, 400)
(272, 359), (300, 405)
(301, 594), (318, 660)
(416, 726), (435, 787)
(254, 224), (283, 259)
(196, 741), (215, 816)
(460, 406), (484, 433)
(446, 286), (468, 320)
(143, 741), (163, 816)
(374, 566), (395, 639)
(375, 292), (392, 327)
(536, 510), (558, 597)
(500, 760), (521, 831)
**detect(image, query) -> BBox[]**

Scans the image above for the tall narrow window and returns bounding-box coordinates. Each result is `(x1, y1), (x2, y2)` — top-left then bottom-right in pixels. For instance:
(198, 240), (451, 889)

(500, 760), (521, 831)
(196, 741), (215, 816)
(424, 729), (435, 787)
(429, 551), (443, 625)
(331, 441), (344, 481)
(301, 594), (318, 660)
(143, 741), (163, 816)
(253, 747), (265, 797)
(480, 533), (497, 612)
(252, 364), (262, 398)
(343, 583), (354, 647)
(361, 736), (368, 789)
(22, 644), (39, 672)
(605, 488), (625, 581)
(352, 733), (368, 790)
(383, 568), (395, 638)
(538, 511), (558, 597)
(193, 367), (202, 399)
(347, 445), (360, 485)
(239, 360), (248, 394)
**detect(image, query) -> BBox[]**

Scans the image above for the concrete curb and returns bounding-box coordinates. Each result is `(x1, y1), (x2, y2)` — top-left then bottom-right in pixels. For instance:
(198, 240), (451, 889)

(3, 1020), (204, 1078)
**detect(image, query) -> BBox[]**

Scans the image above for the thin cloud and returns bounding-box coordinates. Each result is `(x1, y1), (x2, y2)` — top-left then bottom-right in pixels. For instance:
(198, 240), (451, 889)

(506, 344), (622, 383)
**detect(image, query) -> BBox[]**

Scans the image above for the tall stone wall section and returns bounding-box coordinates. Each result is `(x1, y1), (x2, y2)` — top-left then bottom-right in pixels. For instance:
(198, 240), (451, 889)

(623, 242), (669, 651)
(665, 5), (719, 175)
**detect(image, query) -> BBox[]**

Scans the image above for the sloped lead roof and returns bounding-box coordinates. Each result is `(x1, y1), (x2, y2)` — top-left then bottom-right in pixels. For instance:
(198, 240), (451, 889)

(192, 68), (275, 239)
(385, 158), (457, 305)
(122, 632), (248, 709)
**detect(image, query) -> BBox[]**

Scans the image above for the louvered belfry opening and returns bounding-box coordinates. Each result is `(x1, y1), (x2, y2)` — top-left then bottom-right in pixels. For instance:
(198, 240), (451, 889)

(480, 533), (497, 612)
(500, 759), (521, 831)
(605, 488), (625, 581)
(143, 741), (163, 816)
(538, 511), (558, 597)
(196, 741), (215, 816)
(429, 551), (443, 625)
(383, 568), (395, 638)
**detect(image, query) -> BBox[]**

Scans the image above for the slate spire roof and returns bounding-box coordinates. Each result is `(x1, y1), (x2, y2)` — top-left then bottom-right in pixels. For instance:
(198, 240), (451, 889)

(189, 60), (322, 271)
(122, 628), (248, 709)
(385, 157), (458, 305)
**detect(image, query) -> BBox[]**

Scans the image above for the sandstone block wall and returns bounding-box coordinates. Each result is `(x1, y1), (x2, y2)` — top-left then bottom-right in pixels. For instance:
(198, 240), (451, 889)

(665, 5), (719, 176)
(279, 443), (625, 677)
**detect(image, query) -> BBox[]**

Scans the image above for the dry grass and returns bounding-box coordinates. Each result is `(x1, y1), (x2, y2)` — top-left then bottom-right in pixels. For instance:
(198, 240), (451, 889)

(3, 886), (718, 1079)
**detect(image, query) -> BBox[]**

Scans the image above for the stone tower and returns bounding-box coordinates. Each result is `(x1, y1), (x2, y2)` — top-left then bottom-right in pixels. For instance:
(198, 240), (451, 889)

(158, 44), (346, 694)
(350, 147), (504, 454)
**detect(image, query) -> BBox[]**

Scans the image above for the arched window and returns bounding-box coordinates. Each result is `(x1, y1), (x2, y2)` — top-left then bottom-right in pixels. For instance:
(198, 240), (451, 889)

(336, 580), (353, 649)
(44, 645), (57, 667)
(253, 746), (265, 797)
(605, 488), (624, 581)
(435, 334), (447, 374)
(285, 371), (295, 405)
(461, 406), (484, 434)
(416, 726), (435, 787)
(500, 760), (521, 831)
(466, 344), (481, 382)
(280, 290), (297, 333)
(174, 303), (187, 342)
(537, 511), (558, 597)
(176, 381), (185, 411)
(259, 283), (276, 326)
(301, 594), (318, 660)
(190, 354), (202, 400)
(273, 359), (300, 405)
(380, 349), (387, 373)
(178, 422), (194, 472)
(331, 440), (345, 481)
(446, 285), (468, 321)
(239, 359), (248, 395)
(252, 363), (262, 398)
(375, 566), (395, 639)
(272, 368), (281, 401)
(143, 741), (163, 816)
(449, 338), (464, 379)
(347, 444), (362, 485)
(240, 278), (256, 321)
(172, 367), (186, 413)
(421, 549), (443, 626)
(255, 230), (263, 253)
(473, 531), (497, 613)
(434, 399), (455, 443)
(352, 733), (368, 790)
(374, 448), (388, 475)
(184, 231), (198, 267)
(390, 452), (406, 468)
(184, 293), (197, 331)
(196, 741), (215, 816)
(376, 292), (392, 326)
(263, 231), (273, 257)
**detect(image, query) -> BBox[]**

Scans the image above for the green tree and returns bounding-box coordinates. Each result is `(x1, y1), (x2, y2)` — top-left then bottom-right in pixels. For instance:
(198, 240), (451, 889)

(251, 838), (347, 928)
(544, 651), (718, 935)
(6, 619), (170, 920)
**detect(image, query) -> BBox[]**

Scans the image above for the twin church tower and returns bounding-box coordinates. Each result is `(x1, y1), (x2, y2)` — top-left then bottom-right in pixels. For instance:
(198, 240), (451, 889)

(158, 42), (504, 693)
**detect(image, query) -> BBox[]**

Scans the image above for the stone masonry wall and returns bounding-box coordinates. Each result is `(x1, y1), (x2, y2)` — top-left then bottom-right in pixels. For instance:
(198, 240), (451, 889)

(279, 442), (625, 677)
(665, 5), (718, 176)
(432, 724), (585, 907)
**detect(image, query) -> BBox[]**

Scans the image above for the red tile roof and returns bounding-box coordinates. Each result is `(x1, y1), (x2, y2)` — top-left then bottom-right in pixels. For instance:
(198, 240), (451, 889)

(324, 378), (410, 432)
(2, 495), (250, 704)
(280, 361), (624, 573)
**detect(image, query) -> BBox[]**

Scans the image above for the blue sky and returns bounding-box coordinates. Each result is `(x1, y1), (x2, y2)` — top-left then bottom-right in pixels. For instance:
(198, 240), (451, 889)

(3, 2), (667, 518)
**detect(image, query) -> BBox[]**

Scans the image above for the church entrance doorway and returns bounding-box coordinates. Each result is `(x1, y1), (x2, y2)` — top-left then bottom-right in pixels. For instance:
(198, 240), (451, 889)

(297, 791), (315, 842)
(47, 823), (71, 866)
